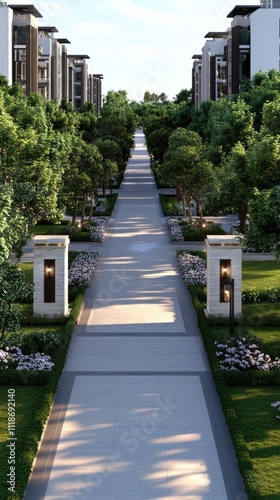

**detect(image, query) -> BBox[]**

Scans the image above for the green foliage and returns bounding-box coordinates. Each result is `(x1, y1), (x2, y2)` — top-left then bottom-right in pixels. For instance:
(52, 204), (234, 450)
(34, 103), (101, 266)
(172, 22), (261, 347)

(0, 262), (33, 339)
(245, 186), (280, 258)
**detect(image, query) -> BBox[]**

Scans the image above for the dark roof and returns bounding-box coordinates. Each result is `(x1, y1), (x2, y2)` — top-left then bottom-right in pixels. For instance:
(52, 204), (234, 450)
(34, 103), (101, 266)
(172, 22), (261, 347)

(8, 4), (43, 17)
(68, 55), (90, 60)
(38, 26), (59, 33)
(205, 31), (229, 39)
(92, 74), (103, 78)
(56, 38), (71, 44)
(227, 5), (260, 18)
(192, 54), (202, 60)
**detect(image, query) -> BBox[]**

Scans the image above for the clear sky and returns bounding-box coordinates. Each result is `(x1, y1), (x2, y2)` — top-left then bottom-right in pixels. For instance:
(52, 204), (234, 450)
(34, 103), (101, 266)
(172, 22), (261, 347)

(9, 0), (259, 101)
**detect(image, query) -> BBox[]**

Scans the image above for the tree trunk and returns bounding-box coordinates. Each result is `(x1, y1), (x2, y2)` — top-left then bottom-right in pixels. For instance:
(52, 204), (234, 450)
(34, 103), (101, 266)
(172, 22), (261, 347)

(182, 192), (187, 220)
(81, 193), (87, 225)
(72, 193), (78, 225)
(89, 193), (95, 221)
(239, 200), (247, 234)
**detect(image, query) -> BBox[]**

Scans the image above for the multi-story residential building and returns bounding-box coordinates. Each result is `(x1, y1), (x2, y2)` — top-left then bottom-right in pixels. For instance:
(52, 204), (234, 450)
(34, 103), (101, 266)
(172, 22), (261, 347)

(88, 73), (103, 114)
(226, 5), (259, 97)
(193, 1), (280, 105)
(251, 0), (280, 75)
(0, 3), (42, 95)
(68, 55), (90, 109)
(192, 55), (202, 108)
(0, 4), (103, 110)
(201, 32), (229, 103)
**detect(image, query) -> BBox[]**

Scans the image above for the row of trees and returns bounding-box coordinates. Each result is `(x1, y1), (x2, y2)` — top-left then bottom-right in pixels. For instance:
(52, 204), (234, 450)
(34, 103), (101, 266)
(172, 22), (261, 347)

(0, 80), (138, 335)
(138, 70), (280, 257)
(0, 79), (138, 255)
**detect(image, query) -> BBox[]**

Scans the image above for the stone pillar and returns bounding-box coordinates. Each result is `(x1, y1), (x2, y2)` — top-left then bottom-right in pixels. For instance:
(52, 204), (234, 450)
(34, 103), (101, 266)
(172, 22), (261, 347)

(206, 235), (242, 317)
(33, 235), (70, 317)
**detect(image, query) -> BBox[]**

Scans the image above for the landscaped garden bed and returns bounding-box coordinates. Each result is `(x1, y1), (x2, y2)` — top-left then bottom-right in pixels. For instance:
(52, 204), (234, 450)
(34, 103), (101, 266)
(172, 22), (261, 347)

(176, 250), (280, 499)
(30, 216), (109, 242)
(167, 216), (226, 242)
(0, 251), (98, 499)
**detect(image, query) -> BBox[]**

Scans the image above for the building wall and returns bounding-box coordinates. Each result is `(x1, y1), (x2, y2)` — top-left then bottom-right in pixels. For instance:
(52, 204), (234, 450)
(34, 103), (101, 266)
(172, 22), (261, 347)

(0, 6), (13, 84)
(201, 38), (227, 102)
(251, 8), (280, 74)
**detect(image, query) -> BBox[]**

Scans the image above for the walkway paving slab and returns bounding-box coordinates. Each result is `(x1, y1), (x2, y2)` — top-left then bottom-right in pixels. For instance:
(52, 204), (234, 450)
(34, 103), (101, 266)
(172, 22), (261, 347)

(24, 128), (247, 500)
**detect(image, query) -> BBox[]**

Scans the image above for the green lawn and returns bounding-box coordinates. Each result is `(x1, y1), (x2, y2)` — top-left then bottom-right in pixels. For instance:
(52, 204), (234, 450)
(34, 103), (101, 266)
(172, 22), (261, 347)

(0, 386), (45, 499)
(229, 386), (280, 499)
(242, 260), (280, 289)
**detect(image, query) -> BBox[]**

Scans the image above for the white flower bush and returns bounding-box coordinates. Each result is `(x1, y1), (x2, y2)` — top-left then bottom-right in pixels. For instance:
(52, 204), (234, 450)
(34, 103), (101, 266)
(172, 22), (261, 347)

(68, 251), (99, 287)
(90, 217), (109, 242)
(167, 217), (184, 242)
(215, 336), (280, 371)
(0, 346), (54, 371)
(177, 252), (207, 287)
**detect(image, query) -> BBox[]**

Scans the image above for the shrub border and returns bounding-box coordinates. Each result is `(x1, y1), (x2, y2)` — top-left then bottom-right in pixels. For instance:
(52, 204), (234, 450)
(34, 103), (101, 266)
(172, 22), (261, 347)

(5, 293), (84, 500)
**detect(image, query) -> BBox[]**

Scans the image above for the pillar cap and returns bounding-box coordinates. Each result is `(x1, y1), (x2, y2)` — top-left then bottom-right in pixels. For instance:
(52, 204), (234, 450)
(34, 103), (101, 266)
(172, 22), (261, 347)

(33, 235), (70, 246)
(206, 235), (241, 246)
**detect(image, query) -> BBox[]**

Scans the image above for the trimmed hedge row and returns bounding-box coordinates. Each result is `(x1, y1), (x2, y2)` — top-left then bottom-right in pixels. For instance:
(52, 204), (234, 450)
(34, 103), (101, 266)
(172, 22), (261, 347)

(6, 293), (84, 500)
(189, 286), (260, 499)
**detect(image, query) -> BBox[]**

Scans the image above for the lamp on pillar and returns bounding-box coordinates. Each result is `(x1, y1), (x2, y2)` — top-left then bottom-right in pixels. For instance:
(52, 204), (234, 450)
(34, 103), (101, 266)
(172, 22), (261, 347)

(220, 259), (235, 336)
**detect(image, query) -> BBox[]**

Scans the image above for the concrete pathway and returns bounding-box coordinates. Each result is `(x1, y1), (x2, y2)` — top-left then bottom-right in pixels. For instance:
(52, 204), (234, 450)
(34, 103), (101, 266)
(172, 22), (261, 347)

(25, 129), (247, 499)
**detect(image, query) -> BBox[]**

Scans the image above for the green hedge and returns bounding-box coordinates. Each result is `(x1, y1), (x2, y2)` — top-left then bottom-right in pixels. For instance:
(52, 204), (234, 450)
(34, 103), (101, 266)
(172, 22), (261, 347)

(6, 293), (84, 500)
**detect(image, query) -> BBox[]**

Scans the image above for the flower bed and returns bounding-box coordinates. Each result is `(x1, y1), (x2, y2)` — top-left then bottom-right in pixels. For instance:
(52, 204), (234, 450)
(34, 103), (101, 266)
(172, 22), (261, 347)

(0, 346), (54, 372)
(67, 217), (109, 242)
(177, 251), (207, 287)
(215, 335), (280, 372)
(167, 217), (225, 242)
(68, 251), (98, 287)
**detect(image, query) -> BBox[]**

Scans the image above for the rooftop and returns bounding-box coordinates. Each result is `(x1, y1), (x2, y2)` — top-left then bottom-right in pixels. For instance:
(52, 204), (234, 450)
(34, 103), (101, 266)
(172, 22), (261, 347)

(227, 5), (260, 17)
(38, 26), (59, 33)
(192, 54), (202, 59)
(68, 55), (90, 60)
(8, 4), (43, 18)
(56, 38), (71, 44)
(205, 31), (229, 38)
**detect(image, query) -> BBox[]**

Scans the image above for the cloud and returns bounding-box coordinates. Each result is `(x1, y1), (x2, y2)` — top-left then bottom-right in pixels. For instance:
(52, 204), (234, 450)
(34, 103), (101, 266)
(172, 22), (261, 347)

(74, 22), (115, 34)
(108, 0), (181, 26)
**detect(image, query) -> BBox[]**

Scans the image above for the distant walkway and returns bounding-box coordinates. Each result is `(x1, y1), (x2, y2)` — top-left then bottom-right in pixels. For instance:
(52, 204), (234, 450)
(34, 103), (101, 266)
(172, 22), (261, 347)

(25, 129), (247, 499)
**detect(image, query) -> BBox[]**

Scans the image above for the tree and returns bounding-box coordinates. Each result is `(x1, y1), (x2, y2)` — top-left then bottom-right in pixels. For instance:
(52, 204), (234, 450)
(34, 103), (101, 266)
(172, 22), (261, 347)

(247, 134), (280, 191)
(207, 97), (255, 165)
(205, 142), (251, 232)
(160, 130), (213, 222)
(0, 186), (28, 263)
(244, 186), (280, 259)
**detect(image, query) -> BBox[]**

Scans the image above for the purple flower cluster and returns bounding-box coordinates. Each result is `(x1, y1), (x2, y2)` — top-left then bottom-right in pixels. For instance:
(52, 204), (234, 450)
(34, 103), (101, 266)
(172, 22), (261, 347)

(167, 217), (184, 242)
(177, 252), (207, 287)
(271, 401), (280, 420)
(0, 346), (54, 371)
(90, 217), (109, 242)
(68, 251), (99, 287)
(215, 336), (280, 371)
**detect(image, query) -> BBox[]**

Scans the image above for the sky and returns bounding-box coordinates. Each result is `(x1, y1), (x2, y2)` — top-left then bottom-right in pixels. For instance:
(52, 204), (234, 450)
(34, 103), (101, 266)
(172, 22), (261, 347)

(9, 0), (259, 101)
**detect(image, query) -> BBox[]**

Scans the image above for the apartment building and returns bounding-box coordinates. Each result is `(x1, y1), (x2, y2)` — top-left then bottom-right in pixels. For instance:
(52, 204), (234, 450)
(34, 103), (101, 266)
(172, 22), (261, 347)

(193, 0), (280, 105)
(88, 73), (103, 115)
(0, 4), (103, 110)
(192, 55), (202, 108)
(0, 4), (42, 95)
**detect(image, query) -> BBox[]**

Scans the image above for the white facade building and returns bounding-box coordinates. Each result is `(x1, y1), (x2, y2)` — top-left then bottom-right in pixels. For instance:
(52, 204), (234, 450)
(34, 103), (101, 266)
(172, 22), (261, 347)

(201, 34), (228, 103)
(251, 5), (280, 75)
(0, 5), (13, 84)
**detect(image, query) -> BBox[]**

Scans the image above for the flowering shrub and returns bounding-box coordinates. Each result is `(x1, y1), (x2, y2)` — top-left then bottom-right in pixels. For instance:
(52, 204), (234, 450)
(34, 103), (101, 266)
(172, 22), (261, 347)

(66, 217), (109, 242)
(68, 251), (99, 288)
(271, 401), (280, 420)
(89, 217), (109, 242)
(167, 217), (184, 242)
(0, 346), (54, 371)
(177, 252), (207, 287)
(215, 335), (280, 371)
(230, 220), (249, 235)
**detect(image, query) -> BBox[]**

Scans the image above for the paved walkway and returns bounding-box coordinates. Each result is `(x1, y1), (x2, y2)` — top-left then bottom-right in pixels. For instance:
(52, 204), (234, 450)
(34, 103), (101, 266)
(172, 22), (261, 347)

(25, 129), (247, 499)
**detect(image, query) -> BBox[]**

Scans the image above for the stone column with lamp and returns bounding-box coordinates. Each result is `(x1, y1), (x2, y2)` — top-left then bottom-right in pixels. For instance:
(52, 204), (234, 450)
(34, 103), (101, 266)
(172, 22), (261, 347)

(33, 235), (70, 317)
(206, 235), (242, 318)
